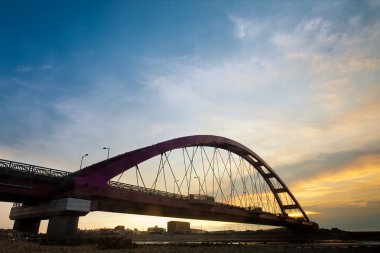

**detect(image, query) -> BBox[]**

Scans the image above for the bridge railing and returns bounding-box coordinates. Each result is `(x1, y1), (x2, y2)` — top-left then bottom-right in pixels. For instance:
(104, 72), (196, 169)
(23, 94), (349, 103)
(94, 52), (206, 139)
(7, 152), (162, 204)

(0, 159), (71, 178)
(0, 159), (302, 220)
(108, 181), (275, 211)
(107, 181), (273, 214)
(108, 181), (261, 210)
(108, 181), (188, 200)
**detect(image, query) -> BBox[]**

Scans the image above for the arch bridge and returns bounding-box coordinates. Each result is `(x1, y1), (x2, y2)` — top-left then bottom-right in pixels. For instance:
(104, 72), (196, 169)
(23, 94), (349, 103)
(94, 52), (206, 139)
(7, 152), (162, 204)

(1, 135), (318, 236)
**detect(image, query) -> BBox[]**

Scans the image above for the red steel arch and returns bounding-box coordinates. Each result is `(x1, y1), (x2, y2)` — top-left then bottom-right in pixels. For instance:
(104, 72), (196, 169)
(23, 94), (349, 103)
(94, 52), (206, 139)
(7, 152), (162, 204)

(69, 135), (310, 221)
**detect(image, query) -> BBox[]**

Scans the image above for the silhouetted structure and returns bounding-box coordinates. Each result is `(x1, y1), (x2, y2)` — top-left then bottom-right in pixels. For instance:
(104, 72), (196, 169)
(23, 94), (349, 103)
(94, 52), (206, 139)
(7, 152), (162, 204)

(0, 135), (318, 237)
(147, 225), (165, 234)
(167, 221), (191, 234)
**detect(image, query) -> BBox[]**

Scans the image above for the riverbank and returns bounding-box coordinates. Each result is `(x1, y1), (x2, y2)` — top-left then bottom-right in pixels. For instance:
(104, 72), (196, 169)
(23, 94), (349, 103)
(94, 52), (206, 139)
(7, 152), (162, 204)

(1, 234), (379, 253)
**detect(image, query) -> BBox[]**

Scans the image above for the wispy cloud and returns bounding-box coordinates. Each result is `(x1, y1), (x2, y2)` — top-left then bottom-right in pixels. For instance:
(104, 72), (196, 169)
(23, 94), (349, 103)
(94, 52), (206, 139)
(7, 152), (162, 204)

(15, 63), (54, 73)
(229, 15), (265, 39)
(15, 66), (34, 73)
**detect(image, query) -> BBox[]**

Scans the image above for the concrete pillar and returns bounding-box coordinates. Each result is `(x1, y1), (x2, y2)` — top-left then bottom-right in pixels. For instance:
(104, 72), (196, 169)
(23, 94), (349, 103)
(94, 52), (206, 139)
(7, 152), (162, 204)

(13, 218), (41, 234)
(10, 198), (90, 237)
(47, 215), (79, 237)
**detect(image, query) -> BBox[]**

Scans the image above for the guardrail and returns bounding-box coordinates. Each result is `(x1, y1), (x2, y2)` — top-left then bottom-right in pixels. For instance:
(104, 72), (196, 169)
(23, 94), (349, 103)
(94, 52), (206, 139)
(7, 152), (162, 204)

(0, 159), (71, 178)
(1, 159), (194, 201)
(0, 159), (284, 217)
(107, 182), (249, 211)
(108, 181), (189, 200)
(108, 181), (277, 214)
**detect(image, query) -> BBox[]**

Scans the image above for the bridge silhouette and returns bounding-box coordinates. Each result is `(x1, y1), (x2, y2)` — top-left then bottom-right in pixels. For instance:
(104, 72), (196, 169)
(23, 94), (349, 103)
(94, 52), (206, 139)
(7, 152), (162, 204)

(0, 135), (318, 236)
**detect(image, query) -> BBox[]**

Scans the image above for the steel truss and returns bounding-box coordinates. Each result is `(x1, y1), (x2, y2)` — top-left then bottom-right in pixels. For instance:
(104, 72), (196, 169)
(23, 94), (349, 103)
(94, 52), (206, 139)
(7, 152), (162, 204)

(70, 135), (310, 222)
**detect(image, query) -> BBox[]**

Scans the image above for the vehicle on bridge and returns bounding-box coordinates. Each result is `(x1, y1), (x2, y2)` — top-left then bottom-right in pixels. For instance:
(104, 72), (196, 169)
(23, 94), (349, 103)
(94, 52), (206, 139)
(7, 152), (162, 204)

(246, 206), (263, 214)
(188, 194), (215, 205)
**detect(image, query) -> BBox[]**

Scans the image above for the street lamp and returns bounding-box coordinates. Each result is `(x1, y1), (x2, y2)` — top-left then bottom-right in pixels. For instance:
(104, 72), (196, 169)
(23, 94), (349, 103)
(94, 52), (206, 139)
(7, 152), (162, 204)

(102, 147), (110, 159)
(80, 154), (88, 170)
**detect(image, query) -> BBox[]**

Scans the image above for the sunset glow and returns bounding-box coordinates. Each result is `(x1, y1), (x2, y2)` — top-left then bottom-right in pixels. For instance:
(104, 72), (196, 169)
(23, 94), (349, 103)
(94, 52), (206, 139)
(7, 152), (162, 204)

(292, 154), (380, 207)
(1, 0), (379, 232)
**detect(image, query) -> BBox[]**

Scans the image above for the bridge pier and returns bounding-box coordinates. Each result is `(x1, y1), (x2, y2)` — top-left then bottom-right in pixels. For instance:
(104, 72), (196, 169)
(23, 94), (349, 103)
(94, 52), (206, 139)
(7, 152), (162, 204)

(10, 198), (90, 236)
(47, 215), (80, 237)
(13, 218), (41, 234)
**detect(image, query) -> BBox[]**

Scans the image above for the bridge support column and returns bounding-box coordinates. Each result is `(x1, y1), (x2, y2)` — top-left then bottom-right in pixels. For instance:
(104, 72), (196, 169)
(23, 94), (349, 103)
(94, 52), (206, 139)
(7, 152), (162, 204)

(13, 218), (41, 234)
(10, 198), (90, 236)
(47, 215), (79, 237)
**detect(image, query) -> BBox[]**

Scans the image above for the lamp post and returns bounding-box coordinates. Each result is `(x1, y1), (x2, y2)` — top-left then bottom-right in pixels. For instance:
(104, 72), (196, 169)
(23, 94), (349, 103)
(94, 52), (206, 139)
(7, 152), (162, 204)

(102, 147), (111, 185)
(80, 154), (88, 170)
(103, 147), (110, 159)
(194, 176), (200, 195)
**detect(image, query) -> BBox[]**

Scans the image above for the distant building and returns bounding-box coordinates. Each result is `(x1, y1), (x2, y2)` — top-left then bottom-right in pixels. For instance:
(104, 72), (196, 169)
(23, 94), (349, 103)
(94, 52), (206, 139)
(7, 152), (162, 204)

(114, 225), (125, 232)
(190, 228), (206, 234)
(167, 221), (191, 234)
(147, 225), (166, 234)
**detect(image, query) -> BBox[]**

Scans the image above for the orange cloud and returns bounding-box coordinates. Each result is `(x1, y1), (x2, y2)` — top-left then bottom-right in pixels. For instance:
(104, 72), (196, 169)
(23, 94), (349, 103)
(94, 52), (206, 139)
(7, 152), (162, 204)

(290, 154), (380, 208)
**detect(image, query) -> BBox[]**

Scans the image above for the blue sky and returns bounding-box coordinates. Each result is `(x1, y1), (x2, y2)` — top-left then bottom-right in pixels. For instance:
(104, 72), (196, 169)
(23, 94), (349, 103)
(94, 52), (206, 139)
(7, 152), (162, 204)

(1, 0), (380, 232)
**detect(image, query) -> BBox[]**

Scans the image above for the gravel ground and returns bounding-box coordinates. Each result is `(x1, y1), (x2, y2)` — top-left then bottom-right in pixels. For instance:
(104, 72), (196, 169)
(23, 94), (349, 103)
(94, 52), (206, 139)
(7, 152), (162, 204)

(1, 237), (379, 253)
(1, 229), (379, 253)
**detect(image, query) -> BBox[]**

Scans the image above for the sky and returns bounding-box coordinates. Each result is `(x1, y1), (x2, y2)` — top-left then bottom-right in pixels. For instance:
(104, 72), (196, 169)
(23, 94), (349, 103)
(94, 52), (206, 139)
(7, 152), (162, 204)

(0, 0), (380, 232)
